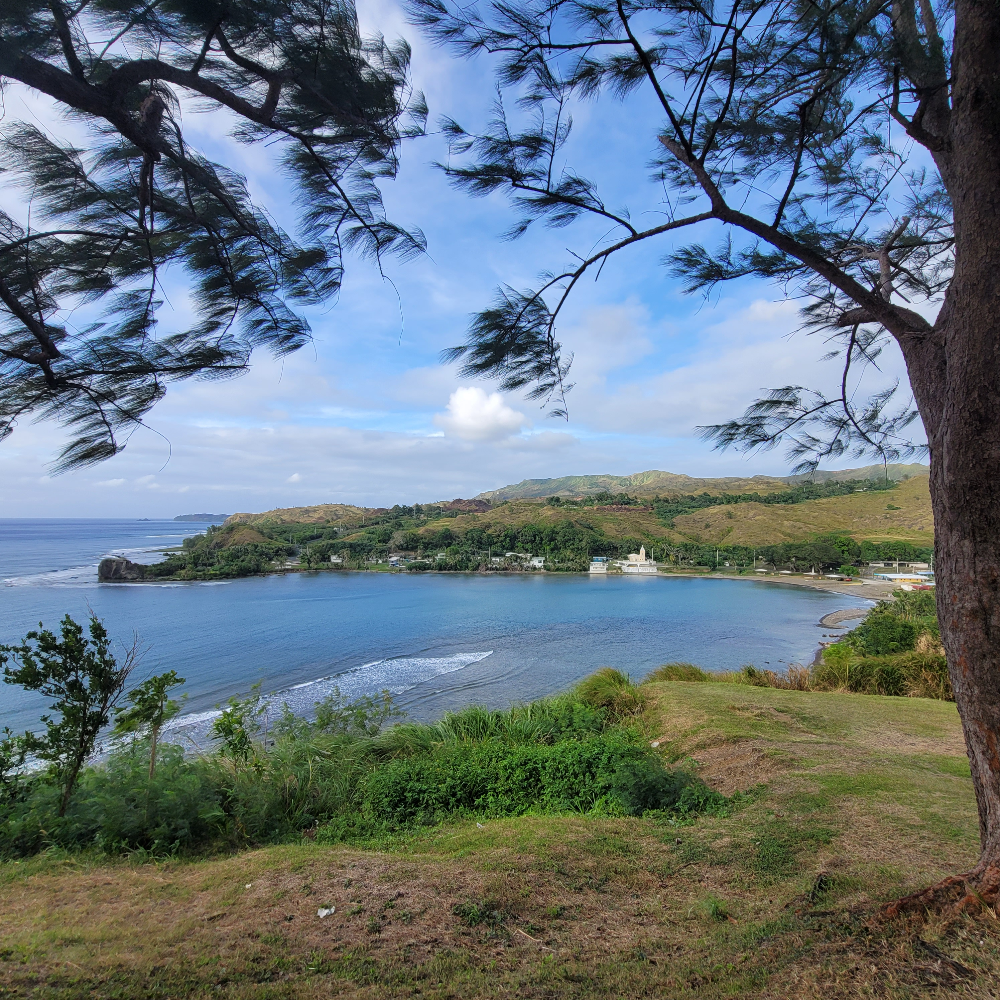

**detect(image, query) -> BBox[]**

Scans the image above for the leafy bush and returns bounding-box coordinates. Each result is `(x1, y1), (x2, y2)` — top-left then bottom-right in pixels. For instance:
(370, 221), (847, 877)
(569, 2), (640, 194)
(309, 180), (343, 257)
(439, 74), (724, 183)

(813, 647), (951, 699)
(358, 733), (712, 827)
(734, 664), (810, 690)
(0, 745), (223, 857)
(643, 663), (709, 683)
(842, 611), (918, 655)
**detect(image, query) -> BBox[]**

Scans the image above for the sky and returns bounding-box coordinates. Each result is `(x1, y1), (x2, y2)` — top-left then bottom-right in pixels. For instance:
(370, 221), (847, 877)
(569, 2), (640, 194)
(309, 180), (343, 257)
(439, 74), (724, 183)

(0, 1), (925, 518)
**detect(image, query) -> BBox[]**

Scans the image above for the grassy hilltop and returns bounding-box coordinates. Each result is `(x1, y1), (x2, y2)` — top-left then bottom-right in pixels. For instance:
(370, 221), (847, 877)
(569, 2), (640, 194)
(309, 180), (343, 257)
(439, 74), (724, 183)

(670, 474), (933, 547)
(2, 677), (993, 999)
(477, 463), (929, 502)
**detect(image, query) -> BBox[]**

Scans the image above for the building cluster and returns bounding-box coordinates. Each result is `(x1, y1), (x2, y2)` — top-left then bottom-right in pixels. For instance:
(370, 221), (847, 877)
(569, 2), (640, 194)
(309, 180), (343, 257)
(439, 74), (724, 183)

(380, 551), (545, 569)
(589, 547), (658, 575)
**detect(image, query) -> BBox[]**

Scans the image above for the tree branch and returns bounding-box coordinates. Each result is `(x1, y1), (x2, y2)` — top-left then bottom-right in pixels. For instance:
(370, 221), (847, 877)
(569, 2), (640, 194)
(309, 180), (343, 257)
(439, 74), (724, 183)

(49, 1), (87, 81)
(0, 272), (62, 364)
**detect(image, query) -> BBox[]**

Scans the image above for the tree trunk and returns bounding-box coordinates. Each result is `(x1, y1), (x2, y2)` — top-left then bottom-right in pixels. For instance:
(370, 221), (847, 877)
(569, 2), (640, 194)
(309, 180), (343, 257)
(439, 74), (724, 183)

(899, 0), (1000, 880)
(59, 760), (81, 817)
(149, 723), (159, 780)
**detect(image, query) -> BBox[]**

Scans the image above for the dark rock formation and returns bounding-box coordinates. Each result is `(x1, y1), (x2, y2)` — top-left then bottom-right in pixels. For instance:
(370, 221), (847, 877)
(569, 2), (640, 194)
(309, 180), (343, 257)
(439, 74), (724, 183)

(98, 557), (148, 582)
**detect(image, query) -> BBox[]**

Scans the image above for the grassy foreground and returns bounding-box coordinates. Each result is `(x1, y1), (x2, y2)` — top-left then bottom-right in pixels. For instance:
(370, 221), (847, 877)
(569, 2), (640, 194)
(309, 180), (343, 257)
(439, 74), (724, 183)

(2, 681), (996, 999)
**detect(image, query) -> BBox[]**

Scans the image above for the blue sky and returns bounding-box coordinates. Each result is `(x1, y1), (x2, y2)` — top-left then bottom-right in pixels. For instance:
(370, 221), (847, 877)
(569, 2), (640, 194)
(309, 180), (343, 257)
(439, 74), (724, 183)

(0, 0), (921, 518)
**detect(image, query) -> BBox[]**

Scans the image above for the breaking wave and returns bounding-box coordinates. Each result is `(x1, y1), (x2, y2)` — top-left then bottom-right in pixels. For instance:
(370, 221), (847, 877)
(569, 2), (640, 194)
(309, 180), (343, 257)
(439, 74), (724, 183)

(165, 651), (494, 745)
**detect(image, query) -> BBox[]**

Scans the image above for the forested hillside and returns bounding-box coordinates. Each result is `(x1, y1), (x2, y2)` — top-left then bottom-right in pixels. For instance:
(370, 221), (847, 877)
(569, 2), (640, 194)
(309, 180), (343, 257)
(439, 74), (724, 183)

(144, 468), (933, 580)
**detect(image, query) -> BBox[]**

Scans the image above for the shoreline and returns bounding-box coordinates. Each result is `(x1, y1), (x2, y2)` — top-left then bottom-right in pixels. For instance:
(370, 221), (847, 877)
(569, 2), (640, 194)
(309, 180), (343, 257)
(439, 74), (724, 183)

(99, 560), (891, 608)
(656, 569), (895, 600)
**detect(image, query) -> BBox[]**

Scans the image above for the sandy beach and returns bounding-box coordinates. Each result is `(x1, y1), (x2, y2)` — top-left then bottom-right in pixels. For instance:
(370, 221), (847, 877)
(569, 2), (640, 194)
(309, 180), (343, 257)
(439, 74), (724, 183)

(659, 569), (899, 601)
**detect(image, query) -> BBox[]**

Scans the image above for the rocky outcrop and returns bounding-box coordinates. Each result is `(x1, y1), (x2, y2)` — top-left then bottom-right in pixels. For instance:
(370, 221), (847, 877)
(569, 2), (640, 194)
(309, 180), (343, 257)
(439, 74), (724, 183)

(98, 557), (148, 582)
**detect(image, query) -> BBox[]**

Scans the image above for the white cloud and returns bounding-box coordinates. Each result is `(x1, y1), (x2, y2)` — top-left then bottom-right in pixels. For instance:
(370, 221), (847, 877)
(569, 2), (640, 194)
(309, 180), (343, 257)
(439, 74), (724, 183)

(96, 478), (125, 487)
(433, 388), (529, 441)
(287, 473), (302, 483)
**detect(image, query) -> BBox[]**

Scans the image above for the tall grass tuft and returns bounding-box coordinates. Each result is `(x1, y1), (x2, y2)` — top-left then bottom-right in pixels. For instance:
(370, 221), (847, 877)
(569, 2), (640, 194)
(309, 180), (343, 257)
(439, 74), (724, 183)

(642, 663), (709, 683)
(574, 668), (646, 718)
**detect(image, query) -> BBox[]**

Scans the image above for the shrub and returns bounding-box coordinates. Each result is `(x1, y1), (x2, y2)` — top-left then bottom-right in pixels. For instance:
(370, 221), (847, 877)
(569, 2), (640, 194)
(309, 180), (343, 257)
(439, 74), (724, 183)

(643, 663), (709, 683)
(358, 733), (719, 828)
(0, 670), (725, 859)
(844, 658), (907, 696)
(368, 697), (608, 761)
(843, 612), (918, 655)
(0, 745), (224, 858)
(731, 664), (810, 690)
(574, 668), (646, 717)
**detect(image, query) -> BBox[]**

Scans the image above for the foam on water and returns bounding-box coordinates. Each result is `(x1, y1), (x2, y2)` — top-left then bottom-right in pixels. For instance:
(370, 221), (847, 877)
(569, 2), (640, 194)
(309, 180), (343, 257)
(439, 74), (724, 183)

(4, 544), (171, 588)
(164, 650), (494, 746)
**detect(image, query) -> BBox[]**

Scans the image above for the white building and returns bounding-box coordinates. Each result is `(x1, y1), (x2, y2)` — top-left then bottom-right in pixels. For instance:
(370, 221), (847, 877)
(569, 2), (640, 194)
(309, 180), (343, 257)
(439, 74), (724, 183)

(529, 556), (545, 568)
(589, 556), (608, 574)
(621, 546), (657, 575)
(872, 571), (929, 583)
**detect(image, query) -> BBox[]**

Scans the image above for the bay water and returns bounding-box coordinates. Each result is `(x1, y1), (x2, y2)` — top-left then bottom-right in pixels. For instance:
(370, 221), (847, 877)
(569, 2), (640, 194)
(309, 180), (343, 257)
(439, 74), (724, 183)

(1, 519), (870, 738)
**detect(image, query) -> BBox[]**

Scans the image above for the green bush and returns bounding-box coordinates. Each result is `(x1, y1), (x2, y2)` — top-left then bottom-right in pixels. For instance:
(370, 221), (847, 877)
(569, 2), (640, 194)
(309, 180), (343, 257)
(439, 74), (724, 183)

(358, 733), (713, 827)
(843, 658), (907, 696)
(843, 611), (918, 655)
(813, 646), (951, 700)
(0, 745), (223, 858)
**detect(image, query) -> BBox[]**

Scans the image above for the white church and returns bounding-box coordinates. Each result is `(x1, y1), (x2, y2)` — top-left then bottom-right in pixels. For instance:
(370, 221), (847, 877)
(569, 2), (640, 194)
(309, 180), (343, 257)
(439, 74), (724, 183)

(620, 546), (658, 574)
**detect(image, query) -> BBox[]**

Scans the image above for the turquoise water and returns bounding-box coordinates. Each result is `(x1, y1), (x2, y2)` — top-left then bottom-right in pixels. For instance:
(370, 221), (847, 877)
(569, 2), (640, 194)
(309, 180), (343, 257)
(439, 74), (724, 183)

(0, 519), (870, 735)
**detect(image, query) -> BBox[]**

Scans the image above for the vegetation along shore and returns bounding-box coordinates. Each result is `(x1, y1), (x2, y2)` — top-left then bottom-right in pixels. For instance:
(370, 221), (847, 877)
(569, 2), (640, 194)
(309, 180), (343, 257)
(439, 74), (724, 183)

(100, 464), (933, 584)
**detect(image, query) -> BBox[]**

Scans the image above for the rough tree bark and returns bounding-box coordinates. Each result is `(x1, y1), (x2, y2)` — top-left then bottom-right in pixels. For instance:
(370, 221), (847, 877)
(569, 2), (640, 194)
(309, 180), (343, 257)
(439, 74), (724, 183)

(897, 0), (1000, 887)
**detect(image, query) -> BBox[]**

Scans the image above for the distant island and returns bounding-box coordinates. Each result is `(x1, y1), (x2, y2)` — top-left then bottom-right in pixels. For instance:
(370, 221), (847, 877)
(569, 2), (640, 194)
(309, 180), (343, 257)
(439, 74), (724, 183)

(99, 463), (933, 583)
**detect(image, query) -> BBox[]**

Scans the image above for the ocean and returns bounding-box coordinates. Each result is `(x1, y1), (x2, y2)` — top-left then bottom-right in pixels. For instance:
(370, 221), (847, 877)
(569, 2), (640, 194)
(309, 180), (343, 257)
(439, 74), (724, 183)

(0, 519), (870, 738)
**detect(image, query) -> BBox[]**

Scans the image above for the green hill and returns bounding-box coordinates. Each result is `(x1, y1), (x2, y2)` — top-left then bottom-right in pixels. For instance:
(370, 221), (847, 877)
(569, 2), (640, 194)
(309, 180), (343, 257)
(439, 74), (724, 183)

(477, 463), (929, 501)
(476, 470), (790, 501)
(784, 462), (929, 485)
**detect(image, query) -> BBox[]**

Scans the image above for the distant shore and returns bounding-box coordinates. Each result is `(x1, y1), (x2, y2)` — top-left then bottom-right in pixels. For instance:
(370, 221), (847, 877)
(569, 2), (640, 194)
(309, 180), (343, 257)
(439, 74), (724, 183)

(100, 555), (895, 603)
(656, 569), (895, 600)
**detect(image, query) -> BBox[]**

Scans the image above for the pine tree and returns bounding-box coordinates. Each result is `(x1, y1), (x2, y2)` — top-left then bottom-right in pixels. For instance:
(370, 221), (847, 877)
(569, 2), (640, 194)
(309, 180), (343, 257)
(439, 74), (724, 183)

(0, 2), (426, 469)
(408, 0), (1000, 902)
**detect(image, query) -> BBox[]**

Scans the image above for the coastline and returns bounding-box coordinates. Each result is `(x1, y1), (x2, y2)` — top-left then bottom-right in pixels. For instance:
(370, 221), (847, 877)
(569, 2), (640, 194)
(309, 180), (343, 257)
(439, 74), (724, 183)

(98, 558), (891, 607)
(655, 569), (895, 600)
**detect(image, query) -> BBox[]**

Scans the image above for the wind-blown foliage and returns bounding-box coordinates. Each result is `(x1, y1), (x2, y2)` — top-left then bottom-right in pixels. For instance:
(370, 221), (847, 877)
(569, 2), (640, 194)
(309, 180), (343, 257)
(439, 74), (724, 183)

(0, 1), (425, 469)
(0, 670), (728, 858)
(409, 0), (949, 468)
(0, 613), (140, 815)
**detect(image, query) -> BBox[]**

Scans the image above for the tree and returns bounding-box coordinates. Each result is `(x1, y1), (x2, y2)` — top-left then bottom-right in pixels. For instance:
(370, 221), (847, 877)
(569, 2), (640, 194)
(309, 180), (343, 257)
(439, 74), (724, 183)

(0, 2), (425, 470)
(409, 0), (1000, 894)
(0, 613), (139, 815)
(0, 728), (30, 807)
(211, 682), (267, 766)
(112, 669), (186, 778)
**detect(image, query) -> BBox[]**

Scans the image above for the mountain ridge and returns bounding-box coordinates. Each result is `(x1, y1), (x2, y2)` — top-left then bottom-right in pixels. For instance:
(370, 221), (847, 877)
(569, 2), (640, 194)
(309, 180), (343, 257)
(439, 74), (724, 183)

(475, 463), (928, 502)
